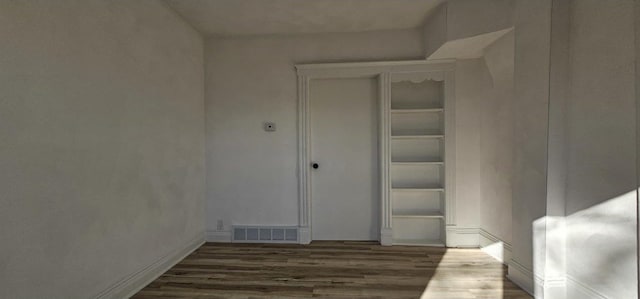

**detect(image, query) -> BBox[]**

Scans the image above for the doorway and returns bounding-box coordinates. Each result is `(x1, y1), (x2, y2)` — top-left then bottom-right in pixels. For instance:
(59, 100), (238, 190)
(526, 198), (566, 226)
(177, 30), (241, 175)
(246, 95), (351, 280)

(309, 77), (379, 240)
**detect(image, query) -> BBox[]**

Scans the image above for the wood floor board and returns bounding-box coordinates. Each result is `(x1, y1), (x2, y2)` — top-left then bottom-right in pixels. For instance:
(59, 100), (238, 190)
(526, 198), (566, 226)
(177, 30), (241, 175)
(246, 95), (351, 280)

(133, 241), (532, 299)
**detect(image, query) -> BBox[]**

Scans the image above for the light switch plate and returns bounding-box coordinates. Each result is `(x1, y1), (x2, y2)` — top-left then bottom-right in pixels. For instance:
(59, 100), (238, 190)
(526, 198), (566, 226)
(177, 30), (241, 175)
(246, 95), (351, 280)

(264, 122), (276, 132)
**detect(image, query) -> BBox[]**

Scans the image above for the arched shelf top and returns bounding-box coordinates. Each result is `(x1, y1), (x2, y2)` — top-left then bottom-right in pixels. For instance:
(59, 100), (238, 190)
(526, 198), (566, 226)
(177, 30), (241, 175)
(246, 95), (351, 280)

(390, 71), (446, 83)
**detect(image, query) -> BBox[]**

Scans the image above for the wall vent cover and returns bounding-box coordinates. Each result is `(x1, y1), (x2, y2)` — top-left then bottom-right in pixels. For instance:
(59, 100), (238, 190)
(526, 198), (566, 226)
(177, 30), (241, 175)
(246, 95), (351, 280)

(232, 226), (298, 243)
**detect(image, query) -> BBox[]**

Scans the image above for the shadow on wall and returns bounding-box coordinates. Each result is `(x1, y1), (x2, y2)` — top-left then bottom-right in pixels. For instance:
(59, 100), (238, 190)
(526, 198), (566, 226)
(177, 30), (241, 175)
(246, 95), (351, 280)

(533, 191), (638, 298)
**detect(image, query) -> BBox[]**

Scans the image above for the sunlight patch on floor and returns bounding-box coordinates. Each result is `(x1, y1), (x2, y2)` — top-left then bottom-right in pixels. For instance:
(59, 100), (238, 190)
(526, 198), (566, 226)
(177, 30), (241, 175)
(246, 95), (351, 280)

(420, 249), (513, 299)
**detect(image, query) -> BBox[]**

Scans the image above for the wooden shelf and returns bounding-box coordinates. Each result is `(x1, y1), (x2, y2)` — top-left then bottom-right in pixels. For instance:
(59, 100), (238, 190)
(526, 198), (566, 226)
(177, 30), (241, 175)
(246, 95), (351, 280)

(392, 188), (445, 192)
(392, 239), (445, 247)
(391, 161), (443, 166)
(391, 135), (444, 140)
(393, 212), (444, 219)
(391, 108), (444, 114)
(392, 184), (443, 189)
(391, 158), (443, 163)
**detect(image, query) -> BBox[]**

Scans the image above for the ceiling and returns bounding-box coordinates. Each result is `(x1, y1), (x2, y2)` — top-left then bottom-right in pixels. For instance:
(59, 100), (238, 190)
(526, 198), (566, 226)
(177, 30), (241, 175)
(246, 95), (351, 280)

(164, 0), (444, 37)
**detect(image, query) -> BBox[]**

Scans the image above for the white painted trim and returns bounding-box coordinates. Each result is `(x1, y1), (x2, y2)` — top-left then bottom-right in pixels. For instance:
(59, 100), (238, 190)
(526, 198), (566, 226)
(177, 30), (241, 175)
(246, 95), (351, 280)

(543, 276), (567, 299)
(445, 227), (514, 264)
(507, 259), (572, 299)
(297, 74), (312, 237)
(206, 230), (231, 242)
(443, 69), (456, 226)
(566, 275), (607, 299)
(445, 226), (479, 248)
(298, 227), (311, 244)
(296, 60), (455, 78)
(507, 259), (536, 297)
(380, 228), (393, 246)
(379, 72), (392, 241)
(296, 59), (455, 71)
(95, 233), (204, 299)
(478, 228), (512, 264)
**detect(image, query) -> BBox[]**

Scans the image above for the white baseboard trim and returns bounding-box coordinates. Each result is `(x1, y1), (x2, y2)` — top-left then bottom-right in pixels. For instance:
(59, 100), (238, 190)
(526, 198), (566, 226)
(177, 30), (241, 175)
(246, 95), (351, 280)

(96, 233), (205, 299)
(446, 227), (514, 265)
(478, 228), (512, 264)
(543, 276), (567, 299)
(298, 227), (311, 244)
(446, 226), (480, 248)
(566, 275), (607, 299)
(507, 259), (535, 296)
(380, 228), (393, 246)
(474, 230), (536, 297)
(206, 230), (232, 242)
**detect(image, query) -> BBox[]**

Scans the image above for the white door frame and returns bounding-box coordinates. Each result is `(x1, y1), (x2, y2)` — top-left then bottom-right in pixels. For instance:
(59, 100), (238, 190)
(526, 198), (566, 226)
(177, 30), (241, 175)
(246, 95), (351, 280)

(295, 60), (456, 245)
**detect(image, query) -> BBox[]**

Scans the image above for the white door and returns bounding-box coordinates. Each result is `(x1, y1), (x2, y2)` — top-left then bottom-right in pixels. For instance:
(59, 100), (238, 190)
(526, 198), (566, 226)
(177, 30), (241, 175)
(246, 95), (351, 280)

(309, 77), (379, 240)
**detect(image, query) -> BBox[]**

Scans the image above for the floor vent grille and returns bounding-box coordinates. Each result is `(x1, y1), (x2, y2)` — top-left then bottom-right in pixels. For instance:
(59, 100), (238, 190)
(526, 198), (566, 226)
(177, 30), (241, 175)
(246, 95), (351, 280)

(232, 226), (298, 243)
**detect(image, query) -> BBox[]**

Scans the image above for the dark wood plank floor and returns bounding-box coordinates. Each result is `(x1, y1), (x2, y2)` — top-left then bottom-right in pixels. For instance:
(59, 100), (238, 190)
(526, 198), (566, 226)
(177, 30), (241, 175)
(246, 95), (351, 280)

(133, 241), (532, 299)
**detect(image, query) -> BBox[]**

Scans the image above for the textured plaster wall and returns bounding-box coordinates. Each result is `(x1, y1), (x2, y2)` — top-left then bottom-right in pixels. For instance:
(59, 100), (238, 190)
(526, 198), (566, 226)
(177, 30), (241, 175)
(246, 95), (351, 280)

(479, 31), (515, 244)
(452, 58), (490, 230)
(451, 31), (515, 246)
(422, 0), (514, 58)
(0, 1), (205, 298)
(204, 30), (424, 232)
(563, 1), (637, 297)
(422, 0), (517, 247)
(510, 0), (551, 279)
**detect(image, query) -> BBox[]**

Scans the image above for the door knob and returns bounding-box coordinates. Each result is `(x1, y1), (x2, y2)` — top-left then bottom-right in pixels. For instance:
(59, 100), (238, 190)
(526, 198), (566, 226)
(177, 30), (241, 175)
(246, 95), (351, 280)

(312, 162), (319, 169)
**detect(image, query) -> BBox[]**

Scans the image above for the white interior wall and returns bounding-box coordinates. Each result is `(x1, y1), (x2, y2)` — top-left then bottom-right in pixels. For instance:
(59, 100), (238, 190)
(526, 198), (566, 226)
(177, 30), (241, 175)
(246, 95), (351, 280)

(422, 0), (514, 58)
(444, 32), (515, 253)
(423, 3), (447, 58)
(0, 1), (205, 298)
(510, 0), (551, 293)
(637, 2), (640, 296)
(452, 59), (489, 231)
(204, 30), (424, 236)
(422, 0), (517, 250)
(445, 0), (514, 42)
(535, 1), (639, 298)
(562, 1), (637, 298)
(479, 31), (515, 244)
(543, 0), (570, 296)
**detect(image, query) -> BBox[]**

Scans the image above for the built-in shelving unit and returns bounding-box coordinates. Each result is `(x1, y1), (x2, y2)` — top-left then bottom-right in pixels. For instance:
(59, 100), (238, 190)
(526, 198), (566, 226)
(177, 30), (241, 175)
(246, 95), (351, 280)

(390, 74), (447, 246)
